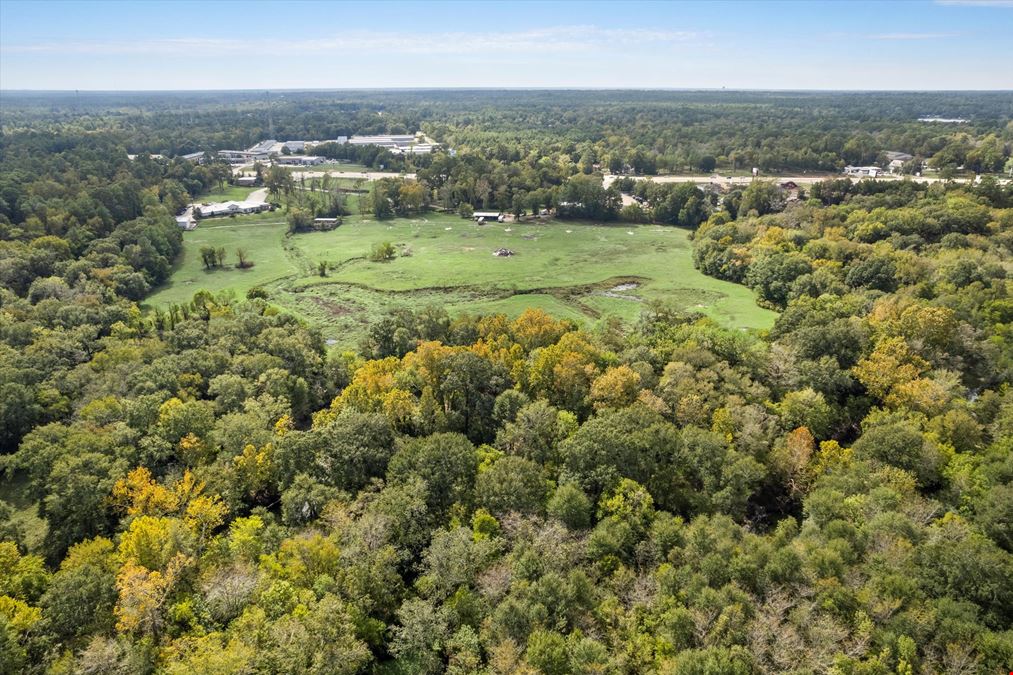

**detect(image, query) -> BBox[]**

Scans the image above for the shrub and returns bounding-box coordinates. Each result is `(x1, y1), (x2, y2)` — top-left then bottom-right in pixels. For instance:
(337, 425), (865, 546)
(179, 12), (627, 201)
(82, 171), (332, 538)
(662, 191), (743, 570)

(369, 242), (396, 262)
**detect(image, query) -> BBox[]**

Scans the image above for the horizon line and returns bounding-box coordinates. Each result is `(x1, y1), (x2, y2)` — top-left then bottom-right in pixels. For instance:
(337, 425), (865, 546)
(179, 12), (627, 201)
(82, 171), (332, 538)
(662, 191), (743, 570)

(3, 87), (1013, 94)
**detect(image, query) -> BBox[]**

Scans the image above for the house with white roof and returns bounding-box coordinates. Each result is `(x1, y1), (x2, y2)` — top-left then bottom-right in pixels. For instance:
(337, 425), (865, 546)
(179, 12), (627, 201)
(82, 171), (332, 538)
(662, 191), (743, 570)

(195, 200), (271, 218)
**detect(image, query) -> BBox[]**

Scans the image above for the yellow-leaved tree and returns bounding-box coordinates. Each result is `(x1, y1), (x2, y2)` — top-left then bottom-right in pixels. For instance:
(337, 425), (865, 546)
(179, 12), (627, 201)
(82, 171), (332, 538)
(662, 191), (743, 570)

(589, 365), (642, 412)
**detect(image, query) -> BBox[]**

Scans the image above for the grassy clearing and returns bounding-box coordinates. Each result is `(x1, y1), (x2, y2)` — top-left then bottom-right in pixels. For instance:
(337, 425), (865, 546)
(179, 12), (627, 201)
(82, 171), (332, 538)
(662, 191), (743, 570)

(283, 162), (373, 173)
(0, 471), (47, 553)
(147, 208), (776, 348)
(331, 177), (372, 190)
(197, 185), (258, 202)
(146, 216), (294, 307)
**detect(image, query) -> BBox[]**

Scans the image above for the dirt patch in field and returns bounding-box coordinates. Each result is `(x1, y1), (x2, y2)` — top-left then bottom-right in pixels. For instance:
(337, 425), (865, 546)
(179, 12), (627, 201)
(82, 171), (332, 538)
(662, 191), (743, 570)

(602, 282), (641, 301)
(517, 276), (650, 318)
(308, 296), (356, 317)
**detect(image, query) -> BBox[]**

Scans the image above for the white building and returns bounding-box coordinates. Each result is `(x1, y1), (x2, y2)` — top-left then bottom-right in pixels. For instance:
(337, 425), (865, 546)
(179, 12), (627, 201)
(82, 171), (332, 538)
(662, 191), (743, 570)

(218, 149), (270, 164)
(180, 149), (268, 164)
(235, 135), (434, 162)
(304, 137), (347, 149)
(247, 140), (278, 155)
(884, 151), (913, 163)
(844, 166), (883, 178)
(346, 133), (436, 155)
(473, 211), (504, 223)
(276, 155), (326, 166)
(348, 134), (418, 148)
(195, 200), (271, 218)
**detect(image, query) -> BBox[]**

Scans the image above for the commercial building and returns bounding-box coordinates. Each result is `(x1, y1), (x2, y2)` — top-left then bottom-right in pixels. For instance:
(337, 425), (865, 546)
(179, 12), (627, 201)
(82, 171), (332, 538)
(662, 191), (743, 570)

(181, 133), (439, 166)
(884, 151), (914, 163)
(844, 166), (882, 178)
(346, 134), (436, 155)
(304, 137), (347, 149)
(247, 140), (278, 155)
(195, 200), (271, 218)
(276, 155), (326, 166)
(218, 149), (270, 164)
(348, 134), (418, 148)
(918, 117), (968, 123)
(404, 143), (436, 155)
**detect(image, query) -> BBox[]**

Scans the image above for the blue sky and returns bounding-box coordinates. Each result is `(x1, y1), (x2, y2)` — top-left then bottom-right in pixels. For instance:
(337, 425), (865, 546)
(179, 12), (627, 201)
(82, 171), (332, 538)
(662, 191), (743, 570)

(1, 0), (1011, 90)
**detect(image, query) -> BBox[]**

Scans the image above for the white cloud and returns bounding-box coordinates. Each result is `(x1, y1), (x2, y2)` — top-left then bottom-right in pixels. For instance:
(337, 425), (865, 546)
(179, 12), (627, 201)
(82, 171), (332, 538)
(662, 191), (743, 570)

(868, 32), (959, 40)
(935, 0), (1013, 7)
(1, 26), (702, 57)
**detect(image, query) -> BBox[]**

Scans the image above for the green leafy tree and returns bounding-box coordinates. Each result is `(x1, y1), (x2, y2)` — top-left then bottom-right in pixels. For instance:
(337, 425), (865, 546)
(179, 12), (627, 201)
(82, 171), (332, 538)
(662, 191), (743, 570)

(477, 456), (548, 516)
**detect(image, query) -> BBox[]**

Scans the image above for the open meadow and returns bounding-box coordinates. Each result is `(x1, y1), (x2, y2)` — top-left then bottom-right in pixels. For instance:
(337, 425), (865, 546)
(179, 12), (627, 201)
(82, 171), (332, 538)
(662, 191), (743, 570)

(284, 161), (372, 173)
(146, 207), (775, 347)
(196, 184), (258, 202)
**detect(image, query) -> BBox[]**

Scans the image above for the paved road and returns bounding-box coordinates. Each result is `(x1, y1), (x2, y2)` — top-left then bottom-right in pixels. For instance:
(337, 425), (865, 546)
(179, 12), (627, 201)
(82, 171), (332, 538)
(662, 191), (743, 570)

(178, 205), (197, 230)
(603, 173), (1006, 188)
(291, 169), (416, 181)
(229, 160), (413, 183)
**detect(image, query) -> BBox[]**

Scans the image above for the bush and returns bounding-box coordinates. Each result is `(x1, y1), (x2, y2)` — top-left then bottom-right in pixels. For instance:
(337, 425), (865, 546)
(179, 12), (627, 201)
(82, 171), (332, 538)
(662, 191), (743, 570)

(369, 242), (396, 262)
(287, 208), (313, 233)
(620, 203), (649, 223)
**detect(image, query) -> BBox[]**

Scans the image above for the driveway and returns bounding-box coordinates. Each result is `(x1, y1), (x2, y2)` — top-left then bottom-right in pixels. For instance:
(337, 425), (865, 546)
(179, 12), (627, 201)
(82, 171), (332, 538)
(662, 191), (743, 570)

(248, 187), (269, 204)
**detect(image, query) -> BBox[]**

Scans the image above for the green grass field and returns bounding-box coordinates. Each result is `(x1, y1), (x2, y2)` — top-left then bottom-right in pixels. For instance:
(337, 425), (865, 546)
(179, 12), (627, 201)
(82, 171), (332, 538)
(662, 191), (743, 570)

(282, 162), (372, 173)
(198, 185), (258, 202)
(147, 209), (776, 347)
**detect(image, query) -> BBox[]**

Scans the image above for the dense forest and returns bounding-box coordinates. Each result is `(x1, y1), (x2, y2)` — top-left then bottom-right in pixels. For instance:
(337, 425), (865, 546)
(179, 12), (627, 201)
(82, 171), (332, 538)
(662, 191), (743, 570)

(0, 91), (1012, 674)
(4, 90), (1013, 176)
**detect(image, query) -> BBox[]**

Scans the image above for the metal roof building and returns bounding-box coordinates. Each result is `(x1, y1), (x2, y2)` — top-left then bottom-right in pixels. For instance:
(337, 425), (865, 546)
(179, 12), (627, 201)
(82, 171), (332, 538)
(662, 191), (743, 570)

(195, 200), (271, 218)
